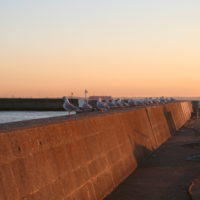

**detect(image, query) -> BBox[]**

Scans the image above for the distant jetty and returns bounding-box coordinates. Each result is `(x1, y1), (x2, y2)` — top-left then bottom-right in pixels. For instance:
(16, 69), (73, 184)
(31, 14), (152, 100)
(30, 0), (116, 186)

(0, 98), (78, 111)
(0, 97), (183, 111)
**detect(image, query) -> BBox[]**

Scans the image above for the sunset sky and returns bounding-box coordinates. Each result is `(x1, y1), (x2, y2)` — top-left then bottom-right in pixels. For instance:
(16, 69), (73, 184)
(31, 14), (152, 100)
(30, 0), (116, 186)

(1, 0), (200, 97)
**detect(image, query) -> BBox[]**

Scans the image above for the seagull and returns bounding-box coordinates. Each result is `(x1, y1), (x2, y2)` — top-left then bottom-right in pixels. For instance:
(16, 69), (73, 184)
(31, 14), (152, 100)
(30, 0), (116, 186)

(170, 97), (175, 102)
(106, 100), (116, 108)
(144, 98), (150, 105)
(96, 98), (109, 112)
(63, 97), (80, 114)
(111, 99), (118, 107)
(120, 99), (130, 107)
(159, 96), (166, 104)
(128, 99), (139, 106)
(152, 98), (160, 104)
(137, 99), (145, 105)
(80, 100), (93, 111)
(103, 101), (111, 110)
(128, 99), (135, 106)
(115, 99), (124, 107)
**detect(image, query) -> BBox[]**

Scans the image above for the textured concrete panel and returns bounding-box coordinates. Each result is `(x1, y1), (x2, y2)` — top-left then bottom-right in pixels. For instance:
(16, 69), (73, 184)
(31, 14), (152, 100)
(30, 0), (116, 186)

(146, 106), (171, 147)
(165, 102), (192, 130)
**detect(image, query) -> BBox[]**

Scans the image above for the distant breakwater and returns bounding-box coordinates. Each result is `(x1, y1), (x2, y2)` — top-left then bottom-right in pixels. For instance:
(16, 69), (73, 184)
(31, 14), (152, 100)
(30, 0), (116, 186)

(0, 98), (78, 111)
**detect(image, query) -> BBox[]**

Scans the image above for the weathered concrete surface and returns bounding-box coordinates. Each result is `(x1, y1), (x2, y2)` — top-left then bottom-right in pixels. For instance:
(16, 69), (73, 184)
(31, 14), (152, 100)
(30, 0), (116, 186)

(165, 102), (192, 130)
(106, 119), (200, 200)
(0, 102), (192, 200)
(146, 106), (171, 147)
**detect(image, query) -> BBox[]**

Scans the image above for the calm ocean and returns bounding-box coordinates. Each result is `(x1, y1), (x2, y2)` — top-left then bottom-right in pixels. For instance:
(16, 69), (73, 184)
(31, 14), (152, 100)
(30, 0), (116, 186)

(0, 111), (73, 124)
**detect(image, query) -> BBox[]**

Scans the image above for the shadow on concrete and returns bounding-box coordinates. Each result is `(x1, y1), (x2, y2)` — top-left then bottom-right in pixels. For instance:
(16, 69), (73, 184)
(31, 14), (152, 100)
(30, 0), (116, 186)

(164, 109), (176, 136)
(132, 143), (153, 166)
(105, 124), (200, 200)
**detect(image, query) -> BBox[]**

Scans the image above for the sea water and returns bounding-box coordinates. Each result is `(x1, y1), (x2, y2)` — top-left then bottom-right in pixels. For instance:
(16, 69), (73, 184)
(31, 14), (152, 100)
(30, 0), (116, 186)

(0, 111), (73, 124)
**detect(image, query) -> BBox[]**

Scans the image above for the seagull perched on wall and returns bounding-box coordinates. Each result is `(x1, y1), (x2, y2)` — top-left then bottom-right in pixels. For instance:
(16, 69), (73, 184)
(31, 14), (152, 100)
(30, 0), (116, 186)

(120, 99), (130, 107)
(115, 99), (124, 107)
(80, 100), (93, 111)
(96, 98), (109, 112)
(63, 97), (80, 114)
(136, 99), (145, 105)
(111, 99), (118, 107)
(128, 99), (138, 106)
(106, 100), (116, 108)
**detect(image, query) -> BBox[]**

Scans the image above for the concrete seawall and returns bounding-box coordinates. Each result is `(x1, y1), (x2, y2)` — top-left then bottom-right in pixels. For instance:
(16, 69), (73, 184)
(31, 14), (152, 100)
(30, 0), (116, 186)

(0, 101), (192, 200)
(0, 98), (78, 111)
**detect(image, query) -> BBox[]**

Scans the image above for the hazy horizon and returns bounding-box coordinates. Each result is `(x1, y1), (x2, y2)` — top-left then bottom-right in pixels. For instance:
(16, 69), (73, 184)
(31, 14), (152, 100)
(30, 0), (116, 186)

(1, 0), (200, 97)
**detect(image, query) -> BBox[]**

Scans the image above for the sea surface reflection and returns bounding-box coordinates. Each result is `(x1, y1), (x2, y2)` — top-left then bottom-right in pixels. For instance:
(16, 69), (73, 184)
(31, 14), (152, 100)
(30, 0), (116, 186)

(0, 111), (73, 124)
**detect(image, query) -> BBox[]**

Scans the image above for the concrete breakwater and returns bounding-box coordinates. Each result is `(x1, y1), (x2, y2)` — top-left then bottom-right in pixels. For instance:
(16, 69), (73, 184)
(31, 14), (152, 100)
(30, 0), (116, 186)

(0, 101), (192, 200)
(0, 98), (78, 111)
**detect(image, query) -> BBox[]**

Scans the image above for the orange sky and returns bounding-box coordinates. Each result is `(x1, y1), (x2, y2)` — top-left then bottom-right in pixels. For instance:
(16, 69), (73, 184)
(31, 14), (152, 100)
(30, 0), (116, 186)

(1, 0), (200, 97)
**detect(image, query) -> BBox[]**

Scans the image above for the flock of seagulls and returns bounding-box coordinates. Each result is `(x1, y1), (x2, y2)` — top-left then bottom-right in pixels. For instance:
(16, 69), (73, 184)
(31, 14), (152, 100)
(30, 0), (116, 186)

(63, 96), (176, 113)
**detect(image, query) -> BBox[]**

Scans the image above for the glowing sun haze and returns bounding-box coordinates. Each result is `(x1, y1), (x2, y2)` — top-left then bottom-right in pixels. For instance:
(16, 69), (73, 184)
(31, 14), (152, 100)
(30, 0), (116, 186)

(1, 0), (200, 97)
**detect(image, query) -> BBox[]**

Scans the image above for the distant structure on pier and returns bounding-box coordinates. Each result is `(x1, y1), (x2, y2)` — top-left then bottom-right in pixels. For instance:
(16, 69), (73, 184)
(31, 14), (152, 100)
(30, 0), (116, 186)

(89, 96), (112, 101)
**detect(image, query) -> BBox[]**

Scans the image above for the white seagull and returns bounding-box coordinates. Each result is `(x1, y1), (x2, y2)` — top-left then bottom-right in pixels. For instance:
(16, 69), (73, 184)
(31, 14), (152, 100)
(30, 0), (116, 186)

(63, 97), (80, 114)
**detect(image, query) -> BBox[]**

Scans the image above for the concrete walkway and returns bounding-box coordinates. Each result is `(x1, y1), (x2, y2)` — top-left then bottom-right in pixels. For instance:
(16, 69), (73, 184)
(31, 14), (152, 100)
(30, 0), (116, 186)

(106, 119), (200, 200)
